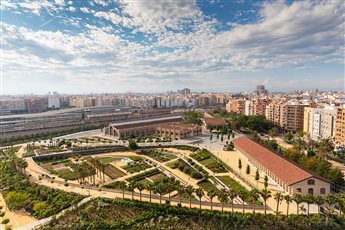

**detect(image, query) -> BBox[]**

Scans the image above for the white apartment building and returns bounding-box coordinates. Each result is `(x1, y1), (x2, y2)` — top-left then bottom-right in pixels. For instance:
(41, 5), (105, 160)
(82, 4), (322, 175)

(48, 97), (61, 109)
(304, 106), (337, 140)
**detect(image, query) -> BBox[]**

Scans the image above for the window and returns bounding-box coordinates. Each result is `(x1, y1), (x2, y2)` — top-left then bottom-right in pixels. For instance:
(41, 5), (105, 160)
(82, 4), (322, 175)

(307, 179), (315, 185)
(296, 188), (301, 193)
(320, 188), (326, 194)
(308, 188), (314, 195)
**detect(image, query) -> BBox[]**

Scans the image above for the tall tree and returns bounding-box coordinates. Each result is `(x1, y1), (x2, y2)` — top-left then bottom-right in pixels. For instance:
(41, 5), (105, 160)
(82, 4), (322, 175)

(304, 193), (314, 215)
(218, 189), (229, 212)
(118, 181), (127, 199)
(144, 182), (154, 203)
(293, 193), (303, 215)
(284, 195), (293, 217)
(246, 165), (251, 178)
(264, 175), (269, 188)
(238, 159), (242, 174)
(274, 192), (283, 215)
(314, 195), (324, 215)
(255, 169), (260, 187)
(207, 189), (217, 211)
(260, 188), (272, 215)
(136, 182), (145, 202)
(177, 185), (185, 206)
(228, 189), (237, 212)
(128, 181), (136, 200)
(249, 188), (260, 214)
(238, 190), (248, 213)
(185, 185), (195, 209)
(195, 188), (205, 209)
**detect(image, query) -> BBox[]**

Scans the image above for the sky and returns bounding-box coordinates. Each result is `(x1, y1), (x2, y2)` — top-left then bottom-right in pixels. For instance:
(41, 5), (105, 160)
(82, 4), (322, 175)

(1, 0), (344, 95)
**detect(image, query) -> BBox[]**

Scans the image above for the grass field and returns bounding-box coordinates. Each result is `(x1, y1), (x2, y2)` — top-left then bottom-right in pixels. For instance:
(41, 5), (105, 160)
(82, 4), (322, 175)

(139, 149), (177, 162)
(197, 179), (220, 193)
(126, 169), (161, 183)
(95, 156), (121, 164)
(191, 150), (229, 173)
(122, 160), (153, 173)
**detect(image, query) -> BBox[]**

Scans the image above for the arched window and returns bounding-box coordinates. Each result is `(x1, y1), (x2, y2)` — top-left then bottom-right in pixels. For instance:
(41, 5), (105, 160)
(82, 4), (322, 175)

(308, 188), (314, 195)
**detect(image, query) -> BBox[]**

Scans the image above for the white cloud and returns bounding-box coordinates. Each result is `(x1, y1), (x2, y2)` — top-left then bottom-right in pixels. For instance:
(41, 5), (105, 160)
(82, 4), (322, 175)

(2, 0), (344, 93)
(80, 7), (90, 13)
(54, 0), (65, 6)
(0, 0), (17, 10)
(69, 6), (76, 12)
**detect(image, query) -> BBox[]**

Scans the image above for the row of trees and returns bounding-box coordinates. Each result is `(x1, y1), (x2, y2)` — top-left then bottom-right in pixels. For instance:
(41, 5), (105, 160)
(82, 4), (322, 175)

(111, 177), (345, 216)
(0, 148), (84, 220)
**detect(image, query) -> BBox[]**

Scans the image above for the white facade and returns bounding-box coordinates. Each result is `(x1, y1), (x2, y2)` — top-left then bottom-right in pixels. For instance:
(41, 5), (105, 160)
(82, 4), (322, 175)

(48, 97), (61, 109)
(304, 106), (337, 140)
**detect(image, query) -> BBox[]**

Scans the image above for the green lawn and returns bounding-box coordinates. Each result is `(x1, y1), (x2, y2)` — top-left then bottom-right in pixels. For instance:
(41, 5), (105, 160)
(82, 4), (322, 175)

(122, 161), (153, 173)
(197, 179), (220, 193)
(95, 156), (121, 164)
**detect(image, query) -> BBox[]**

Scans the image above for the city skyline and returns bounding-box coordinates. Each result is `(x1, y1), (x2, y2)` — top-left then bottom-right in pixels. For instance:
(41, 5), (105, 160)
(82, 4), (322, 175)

(1, 0), (344, 95)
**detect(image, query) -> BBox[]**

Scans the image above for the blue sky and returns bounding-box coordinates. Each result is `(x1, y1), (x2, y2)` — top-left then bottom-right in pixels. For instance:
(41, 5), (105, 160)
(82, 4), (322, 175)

(1, 0), (344, 94)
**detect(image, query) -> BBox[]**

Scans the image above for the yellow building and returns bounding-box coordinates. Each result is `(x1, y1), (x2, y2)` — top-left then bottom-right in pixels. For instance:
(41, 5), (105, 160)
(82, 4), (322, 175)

(336, 108), (345, 147)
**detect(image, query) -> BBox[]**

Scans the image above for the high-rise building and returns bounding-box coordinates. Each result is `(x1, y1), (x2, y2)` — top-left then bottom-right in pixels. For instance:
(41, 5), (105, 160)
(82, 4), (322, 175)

(255, 85), (268, 95)
(335, 108), (345, 147)
(48, 97), (61, 109)
(226, 99), (246, 114)
(266, 102), (309, 132)
(180, 88), (191, 94)
(303, 106), (337, 140)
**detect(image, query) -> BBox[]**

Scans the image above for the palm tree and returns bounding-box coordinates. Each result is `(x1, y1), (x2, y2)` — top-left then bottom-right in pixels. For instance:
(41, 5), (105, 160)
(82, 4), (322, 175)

(238, 190), (248, 213)
(249, 188), (260, 214)
(185, 185), (195, 209)
(336, 193), (345, 215)
(144, 181), (154, 203)
(218, 189), (229, 212)
(314, 195), (324, 215)
(118, 181), (127, 199)
(260, 188), (272, 215)
(136, 181), (145, 202)
(284, 195), (292, 217)
(154, 183), (166, 205)
(293, 193), (303, 215)
(274, 192), (283, 215)
(128, 181), (136, 200)
(195, 188), (205, 209)
(177, 185), (185, 206)
(207, 189), (217, 210)
(228, 189), (237, 212)
(324, 194), (336, 214)
(304, 193), (314, 215)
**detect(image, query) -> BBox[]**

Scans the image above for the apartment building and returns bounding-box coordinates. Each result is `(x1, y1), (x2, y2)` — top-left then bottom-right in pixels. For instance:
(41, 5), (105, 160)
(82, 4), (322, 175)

(252, 98), (272, 116)
(226, 99), (246, 114)
(303, 106), (337, 140)
(266, 102), (309, 132)
(335, 108), (345, 147)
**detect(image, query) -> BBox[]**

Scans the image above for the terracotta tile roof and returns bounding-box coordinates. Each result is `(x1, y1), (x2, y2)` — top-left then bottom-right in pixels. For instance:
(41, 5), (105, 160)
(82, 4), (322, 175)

(203, 117), (227, 126)
(157, 122), (199, 131)
(233, 136), (329, 185)
(113, 116), (183, 130)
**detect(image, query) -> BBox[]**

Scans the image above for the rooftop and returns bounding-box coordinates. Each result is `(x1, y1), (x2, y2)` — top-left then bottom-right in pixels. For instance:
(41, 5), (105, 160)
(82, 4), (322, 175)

(111, 115), (183, 129)
(233, 136), (329, 185)
(203, 117), (227, 126)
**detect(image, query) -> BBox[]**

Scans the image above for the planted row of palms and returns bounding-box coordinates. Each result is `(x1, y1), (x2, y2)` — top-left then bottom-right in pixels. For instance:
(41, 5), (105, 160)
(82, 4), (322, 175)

(278, 192), (345, 216)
